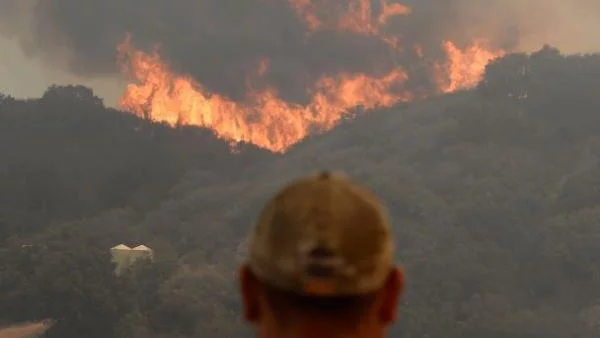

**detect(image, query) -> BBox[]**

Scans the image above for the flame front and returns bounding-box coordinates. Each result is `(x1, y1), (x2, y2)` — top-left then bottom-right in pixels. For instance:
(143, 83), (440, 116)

(436, 40), (506, 92)
(118, 38), (411, 153)
(117, 1), (507, 153)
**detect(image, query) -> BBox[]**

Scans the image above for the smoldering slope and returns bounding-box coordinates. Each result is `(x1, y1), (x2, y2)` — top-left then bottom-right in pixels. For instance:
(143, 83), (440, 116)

(0, 0), (599, 103)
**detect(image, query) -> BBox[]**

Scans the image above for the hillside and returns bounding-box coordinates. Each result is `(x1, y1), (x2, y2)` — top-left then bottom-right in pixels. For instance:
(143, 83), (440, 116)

(0, 85), (273, 240)
(2, 45), (600, 338)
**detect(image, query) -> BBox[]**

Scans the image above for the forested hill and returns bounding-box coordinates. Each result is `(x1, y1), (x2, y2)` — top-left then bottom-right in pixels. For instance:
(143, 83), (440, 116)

(0, 87), (273, 239)
(2, 45), (600, 338)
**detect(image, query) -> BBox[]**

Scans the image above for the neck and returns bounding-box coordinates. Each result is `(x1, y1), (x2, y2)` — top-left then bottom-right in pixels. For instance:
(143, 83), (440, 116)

(265, 318), (383, 338)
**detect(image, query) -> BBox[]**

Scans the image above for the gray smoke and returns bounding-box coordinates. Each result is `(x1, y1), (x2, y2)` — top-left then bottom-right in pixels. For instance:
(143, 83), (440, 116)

(1, 0), (599, 103)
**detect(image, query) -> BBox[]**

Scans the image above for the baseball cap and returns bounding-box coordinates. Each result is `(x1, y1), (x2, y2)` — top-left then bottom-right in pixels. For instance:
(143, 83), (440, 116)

(247, 171), (395, 297)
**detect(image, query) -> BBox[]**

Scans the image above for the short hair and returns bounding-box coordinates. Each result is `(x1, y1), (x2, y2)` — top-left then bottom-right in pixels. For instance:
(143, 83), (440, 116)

(261, 280), (378, 324)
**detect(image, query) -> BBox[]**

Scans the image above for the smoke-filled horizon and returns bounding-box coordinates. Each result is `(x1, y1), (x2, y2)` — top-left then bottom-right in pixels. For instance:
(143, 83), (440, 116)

(1, 0), (599, 104)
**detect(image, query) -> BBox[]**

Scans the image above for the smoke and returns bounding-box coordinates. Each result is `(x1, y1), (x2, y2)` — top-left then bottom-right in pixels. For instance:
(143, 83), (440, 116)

(1, 0), (599, 103)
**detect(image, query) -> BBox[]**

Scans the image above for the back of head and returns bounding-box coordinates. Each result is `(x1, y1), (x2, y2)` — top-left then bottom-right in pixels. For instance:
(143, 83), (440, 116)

(240, 171), (404, 337)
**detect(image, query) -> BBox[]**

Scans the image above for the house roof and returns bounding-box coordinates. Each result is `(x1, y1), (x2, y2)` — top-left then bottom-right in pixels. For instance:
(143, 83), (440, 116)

(110, 244), (131, 250)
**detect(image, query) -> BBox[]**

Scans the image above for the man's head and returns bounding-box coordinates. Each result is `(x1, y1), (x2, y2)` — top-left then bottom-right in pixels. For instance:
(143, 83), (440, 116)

(239, 171), (404, 337)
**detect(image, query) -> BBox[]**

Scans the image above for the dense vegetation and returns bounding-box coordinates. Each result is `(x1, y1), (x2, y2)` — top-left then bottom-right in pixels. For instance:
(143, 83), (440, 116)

(2, 45), (600, 338)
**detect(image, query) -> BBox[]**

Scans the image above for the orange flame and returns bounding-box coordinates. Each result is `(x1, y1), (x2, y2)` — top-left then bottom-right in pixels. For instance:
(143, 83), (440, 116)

(290, 0), (410, 48)
(117, 1), (508, 153)
(436, 40), (506, 92)
(117, 37), (412, 153)
(117, 36), (505, 152)
(289, 0), (322, 31)
(378, 1), (411, 25)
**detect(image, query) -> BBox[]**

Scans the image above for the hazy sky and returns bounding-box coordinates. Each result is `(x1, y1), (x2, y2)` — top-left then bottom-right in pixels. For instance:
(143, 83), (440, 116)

(0, 36), (123, 106)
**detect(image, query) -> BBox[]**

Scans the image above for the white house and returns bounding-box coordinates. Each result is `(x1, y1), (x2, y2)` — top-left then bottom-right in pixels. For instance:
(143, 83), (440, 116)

(110, 244), (154, 276)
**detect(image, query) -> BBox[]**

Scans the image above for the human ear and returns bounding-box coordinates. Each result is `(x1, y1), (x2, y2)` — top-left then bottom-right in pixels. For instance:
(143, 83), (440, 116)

(378, 266), (405, 325)
(239, 263), (261, 323)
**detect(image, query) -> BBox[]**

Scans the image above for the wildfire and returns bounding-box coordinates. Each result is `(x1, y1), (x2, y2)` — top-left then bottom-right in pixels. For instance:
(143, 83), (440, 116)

(118, 37), (411, 153)
(290, 0), (410, 34)
(436, 40), (506, 92)
(290, 0), (410, 48)
(117, 2), (507, 153)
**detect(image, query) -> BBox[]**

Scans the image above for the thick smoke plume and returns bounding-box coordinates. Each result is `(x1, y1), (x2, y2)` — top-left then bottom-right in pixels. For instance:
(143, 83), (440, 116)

(2, 0), (599, 104)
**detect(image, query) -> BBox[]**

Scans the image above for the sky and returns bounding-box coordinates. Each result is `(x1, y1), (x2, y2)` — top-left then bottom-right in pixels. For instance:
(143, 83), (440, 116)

(0, 36), (123, 106)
